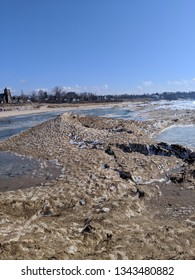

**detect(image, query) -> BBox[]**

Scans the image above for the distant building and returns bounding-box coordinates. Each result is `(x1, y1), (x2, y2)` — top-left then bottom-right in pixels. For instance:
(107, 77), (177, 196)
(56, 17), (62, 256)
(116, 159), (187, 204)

(0, 93), (5, 103)
(0, 87), (12, 103)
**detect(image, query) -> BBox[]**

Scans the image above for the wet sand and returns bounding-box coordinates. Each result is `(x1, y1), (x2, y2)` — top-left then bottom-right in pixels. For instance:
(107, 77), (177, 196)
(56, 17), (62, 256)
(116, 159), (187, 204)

(0, 151), (63, 192)
(0, 104), (195, 260)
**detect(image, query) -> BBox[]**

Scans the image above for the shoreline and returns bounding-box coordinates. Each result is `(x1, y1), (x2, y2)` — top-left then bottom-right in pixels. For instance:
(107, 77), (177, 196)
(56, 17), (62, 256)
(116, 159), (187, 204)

(0, 102), (131, 119)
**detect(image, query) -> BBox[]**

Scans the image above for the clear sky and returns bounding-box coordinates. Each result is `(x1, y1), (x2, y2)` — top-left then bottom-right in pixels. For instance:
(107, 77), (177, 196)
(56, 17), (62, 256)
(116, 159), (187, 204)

(1, 0), (195, 95)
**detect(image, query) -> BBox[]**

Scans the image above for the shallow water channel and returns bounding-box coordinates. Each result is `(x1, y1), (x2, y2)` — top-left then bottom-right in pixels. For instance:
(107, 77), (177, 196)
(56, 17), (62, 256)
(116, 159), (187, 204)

(0, 110), (65, 141)
(0, 151), (62, 192)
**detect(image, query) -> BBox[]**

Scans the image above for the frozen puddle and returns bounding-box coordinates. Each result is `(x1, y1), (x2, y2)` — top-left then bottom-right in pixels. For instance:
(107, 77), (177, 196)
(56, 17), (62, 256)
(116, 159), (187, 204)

(0, 152), (62, 192)
(156, 125), (195, 149)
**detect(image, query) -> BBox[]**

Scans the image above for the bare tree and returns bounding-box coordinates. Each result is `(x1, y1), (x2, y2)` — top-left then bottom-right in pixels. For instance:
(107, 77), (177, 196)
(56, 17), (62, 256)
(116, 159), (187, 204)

(52, 86), (63, 102)
(37, 90), (46, 102)
(30, 91), (38, 102)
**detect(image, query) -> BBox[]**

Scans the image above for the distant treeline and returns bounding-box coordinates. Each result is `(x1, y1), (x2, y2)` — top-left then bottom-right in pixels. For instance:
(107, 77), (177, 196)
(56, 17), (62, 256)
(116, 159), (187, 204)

(11, 87), (195, 104)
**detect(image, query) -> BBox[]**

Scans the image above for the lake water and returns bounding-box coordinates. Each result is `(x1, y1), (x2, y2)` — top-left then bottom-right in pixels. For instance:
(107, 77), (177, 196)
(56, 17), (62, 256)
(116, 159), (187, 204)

(156, 125), (195, 149)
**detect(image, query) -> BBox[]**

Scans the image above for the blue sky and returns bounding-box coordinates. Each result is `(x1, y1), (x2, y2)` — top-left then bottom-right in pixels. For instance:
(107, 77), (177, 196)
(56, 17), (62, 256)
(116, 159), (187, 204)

(1, 0), (195, 95)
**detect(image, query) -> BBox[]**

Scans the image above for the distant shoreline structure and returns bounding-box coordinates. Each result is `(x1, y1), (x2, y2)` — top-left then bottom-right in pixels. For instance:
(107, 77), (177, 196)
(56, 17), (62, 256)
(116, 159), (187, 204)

(0, 87), (12, 103)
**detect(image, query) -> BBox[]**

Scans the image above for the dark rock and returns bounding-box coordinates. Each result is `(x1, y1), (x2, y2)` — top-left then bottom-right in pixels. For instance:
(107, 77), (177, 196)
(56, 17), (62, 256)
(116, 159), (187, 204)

(170, 144), (191, 159)
(116, 143), (132, 153)
(101, 163), (110, 169)
(128, 143), (149, 155)
(137, 188), (145, 198)
(42, 206), (54, 216)
(105, 147), (116, 157)
(169, 172), (184, 183)
(191, 169), (195, 178)
(185, 152), (195, 164)
(116, 141), (195, 161)
(82, 224), (95, 234)
(112, 128), (133, 134)
(84, 217), (92, 226)
(119, 170), (132, 180)
(82, 217), (95, 234)
(113, 128), (124, 133)
(107, 233), (112, 240)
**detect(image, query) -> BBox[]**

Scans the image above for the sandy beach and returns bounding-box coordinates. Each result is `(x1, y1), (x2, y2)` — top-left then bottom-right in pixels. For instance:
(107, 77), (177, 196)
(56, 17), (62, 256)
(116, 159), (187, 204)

(0, 105), (66, 118)
(0, 102), (127, 118)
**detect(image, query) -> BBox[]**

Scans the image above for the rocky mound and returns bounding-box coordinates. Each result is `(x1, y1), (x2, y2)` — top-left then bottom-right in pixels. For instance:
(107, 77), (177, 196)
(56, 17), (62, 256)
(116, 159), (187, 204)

(0, 112), (195, 259)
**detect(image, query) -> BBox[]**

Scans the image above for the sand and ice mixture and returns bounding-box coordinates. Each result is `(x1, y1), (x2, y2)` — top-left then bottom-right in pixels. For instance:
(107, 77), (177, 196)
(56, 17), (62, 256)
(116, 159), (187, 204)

(0, 105), (195, 260)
